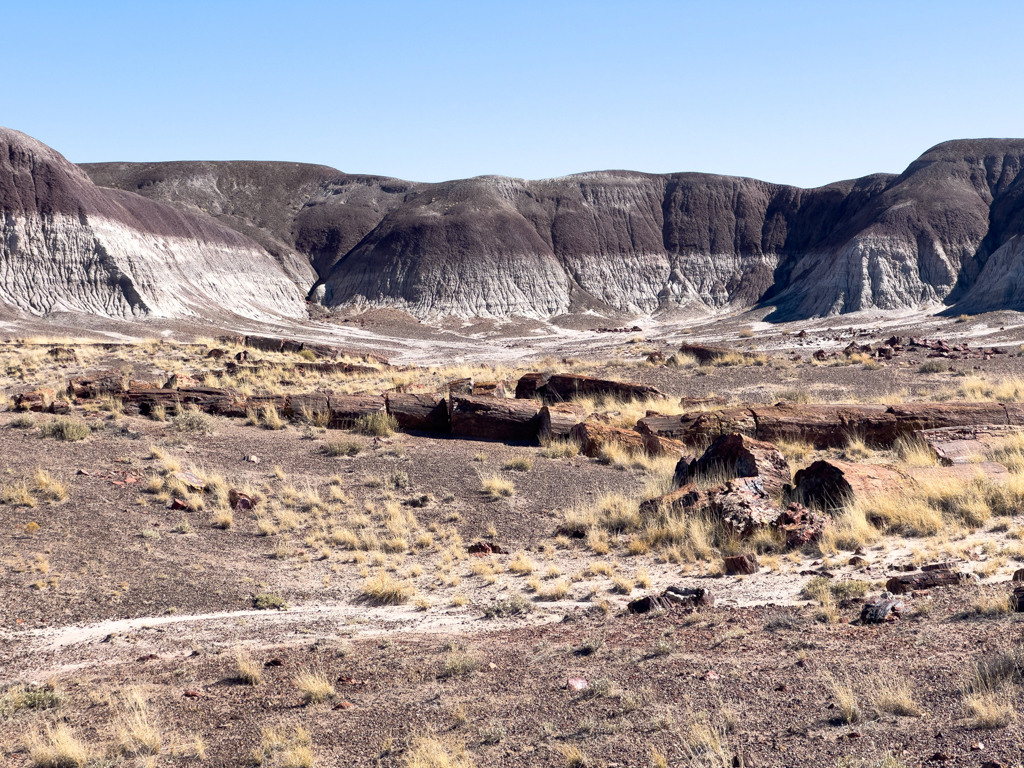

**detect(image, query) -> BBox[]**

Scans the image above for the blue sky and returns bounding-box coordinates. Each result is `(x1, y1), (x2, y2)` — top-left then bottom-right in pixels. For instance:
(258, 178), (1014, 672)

(6, 1), (1023, 187)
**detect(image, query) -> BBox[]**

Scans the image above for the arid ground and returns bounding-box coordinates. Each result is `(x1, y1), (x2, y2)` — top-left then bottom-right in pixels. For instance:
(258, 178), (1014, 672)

(3, 311), (1024, 768)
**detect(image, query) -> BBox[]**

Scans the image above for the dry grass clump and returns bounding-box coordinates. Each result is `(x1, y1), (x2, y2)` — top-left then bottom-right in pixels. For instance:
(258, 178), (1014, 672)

(480, 475), (514, 498)
(116, 690), (162, 756)
(31, 468), (67, 502)
(986, 432), (1024, 473)
(508, 551), (536, 574)
(872, 675), (923, 717)
(502, 455), (533, 471)
(556, 744), (590, 767)
(39, 418), (90, 441)
(441, 652), (481, 678)
(362, 571), (414, 605)
(353, 412), (398, 437)
(402, 735), (473, 768)
(294, 668), (335, 704)
(945, 375), (1024, 402)
(321, 439), (363, 457)
(26, 723), (94, 768)
(539, 438), (580, 459)
(235, 649), (263, 686)
(894, 435), (939, 467)
(963, 689), (1017, 729)
(172, 407), (211, 434)
(823, 670), (861, 724)
(776, 438), (813, 464)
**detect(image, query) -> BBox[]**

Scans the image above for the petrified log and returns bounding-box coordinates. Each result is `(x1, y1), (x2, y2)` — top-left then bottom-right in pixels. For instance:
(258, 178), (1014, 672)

(638, 483), (707, 518)
(515, 372), (549, 399)
(916, 425), (1024, 465)
(749, 403), (899, 448)
(542, 374), (665, 403)
(163, 373), (201, 389)
(449, 395), (542, 441)
(775, 503), (831, 547)
(627, 594), (675, 614)
(678, 433), (791, 496)
(472, 381), (506, 397)
(637, 408), (758, 444)
(67, 373), (127, 399)
(887, 402), (1011, 431)
(642, 433), (691, 459)
(885, 570), (968, 594)
(724, 553), (759, 575)
(1013, 586), (1024, 611)
(447, 378), (474, 399)
(538, 403), (587, 442)
(244, 335), (284, 353)
(792, 460), (909, 510)
(860, 596), (905, 623)
(708, 479), (785, 536)
(569, 420), (647, 458)
(283, 393), (330, 420)
(662, 586), (714, 607)
(677, 343), (734, 364)
(123, 386), (242, 417)
(328, 395), (387, 429)
(908, 462), (1011, 483)
(13, 389), (55, 411)
(386, 393), (450, 433)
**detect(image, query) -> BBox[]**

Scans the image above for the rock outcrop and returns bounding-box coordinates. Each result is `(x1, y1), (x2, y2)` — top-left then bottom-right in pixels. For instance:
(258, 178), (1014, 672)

(0, 127), (307, 322)
(79, 137), (1024, 322)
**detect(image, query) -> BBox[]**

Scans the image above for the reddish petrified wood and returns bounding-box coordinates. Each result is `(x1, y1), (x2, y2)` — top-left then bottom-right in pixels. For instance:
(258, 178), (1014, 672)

(678, 433), (791, 496)
(885, 570), (968, 594)
(514, 372), (549, 399)
(542, 374), (665, 403)
(724, 553), (759, 575)
(67, 373), (127, 399)
(916, 425), (1024, 465)
(569, 420), (647, 458)
(750, 403), (899, 448)
(886, 402), (1012, 431)
(908, 462), (1011, 484)
(538, 403), (587, 442)
(386, 393), (450, 433)
(327, 395), (387, 429)
(449, 395), (542, 441)
(792, 459), (910, 510)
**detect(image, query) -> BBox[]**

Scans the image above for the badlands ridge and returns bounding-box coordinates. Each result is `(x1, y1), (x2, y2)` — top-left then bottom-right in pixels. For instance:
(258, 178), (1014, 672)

(3, 126), (1024, 326)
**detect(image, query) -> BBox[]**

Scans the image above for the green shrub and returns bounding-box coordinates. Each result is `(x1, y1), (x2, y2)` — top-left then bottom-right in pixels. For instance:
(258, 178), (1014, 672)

(39, 418), (90, 441)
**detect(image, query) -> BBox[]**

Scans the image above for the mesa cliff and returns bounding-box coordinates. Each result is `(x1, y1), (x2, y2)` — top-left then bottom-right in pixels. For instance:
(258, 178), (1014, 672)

(6, 126), (1024, 324)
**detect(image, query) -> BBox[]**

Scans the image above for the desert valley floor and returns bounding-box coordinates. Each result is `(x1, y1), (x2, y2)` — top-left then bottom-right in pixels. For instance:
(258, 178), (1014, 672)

(2, 309), (1024, 768)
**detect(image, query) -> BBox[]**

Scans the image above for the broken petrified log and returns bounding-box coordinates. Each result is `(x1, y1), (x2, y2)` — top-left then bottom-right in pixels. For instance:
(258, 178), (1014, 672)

(749, 403), (898, 448)
(663, 586), (714, 608)
(123, 387), (244, 417)
(13, 389), (55, 411)
(860, 595), (905, 623)
(449, 395), (542, 441)
(676, 433), (791, 496)
(541, 374), (666, 403)
(637, 408), (757, 443)
(67, 373), (127, 399)
(887, 402), (1014, 431)
(385, 393), (450, 433)
(916, 425), (1024, 465)
(708, 479), (788, 536)
(46, 346), (78, 363)
(472, 381), (507, 397)
(538, 403), (587, 442)
(327, 395), (387, 429)
(569, 420), (648, 458)
(724, 553), (759, 575)
(1013, 586), (1024, 611)
(642, 432), (691, 458)
(791, 460), (910, 510)
(885, 569), (970, 595)
(283, 393), (330, 421)
(775, 503), (831, 548)
(514, 372), (549, 399)
(677, 343), (735, 364)
(638, 483), (707, 518)
(244, 335), (284, 353)
(627, 594), (675, 614)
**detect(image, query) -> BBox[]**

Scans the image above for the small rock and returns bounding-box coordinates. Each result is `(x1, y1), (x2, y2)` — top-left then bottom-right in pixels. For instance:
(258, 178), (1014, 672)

(183, 689), (206, 698)
(703, 670), (719, 681)
(928, 753), (951, 763)
(971, 742), (984, 751)
(332, 701), (356, 710)
(566, 677), (588, 691)
(848, 556), (868, 567)
(264, 658), (285, 667)
(724, 553), (759, 575)
(170, 498), (189, 510)
(245, 455), (260, 464)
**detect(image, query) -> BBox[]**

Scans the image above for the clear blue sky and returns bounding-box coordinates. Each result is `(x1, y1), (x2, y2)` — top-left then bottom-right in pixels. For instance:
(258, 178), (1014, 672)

(6, 1), (1023, 187)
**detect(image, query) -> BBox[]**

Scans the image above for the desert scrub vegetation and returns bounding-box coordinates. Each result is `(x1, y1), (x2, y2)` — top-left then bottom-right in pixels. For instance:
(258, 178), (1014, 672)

(501, 455), (533, 471)
(353, 411), (398, 437)
(480, 474), (514, 498)
(25, 723), (95, 768)
(253, 593), (288, 610)
(235, 649), (263, 685)
(39, 417), (90, 441)
(294, 668), (335, 704)
(1, 680), (63, 716)
(321, 439), (363, 457)
(539, 437), (580, 459)
(402, 736), (473, 768)
(362, 570), (414, 605)
(172, 406), (211, 433)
